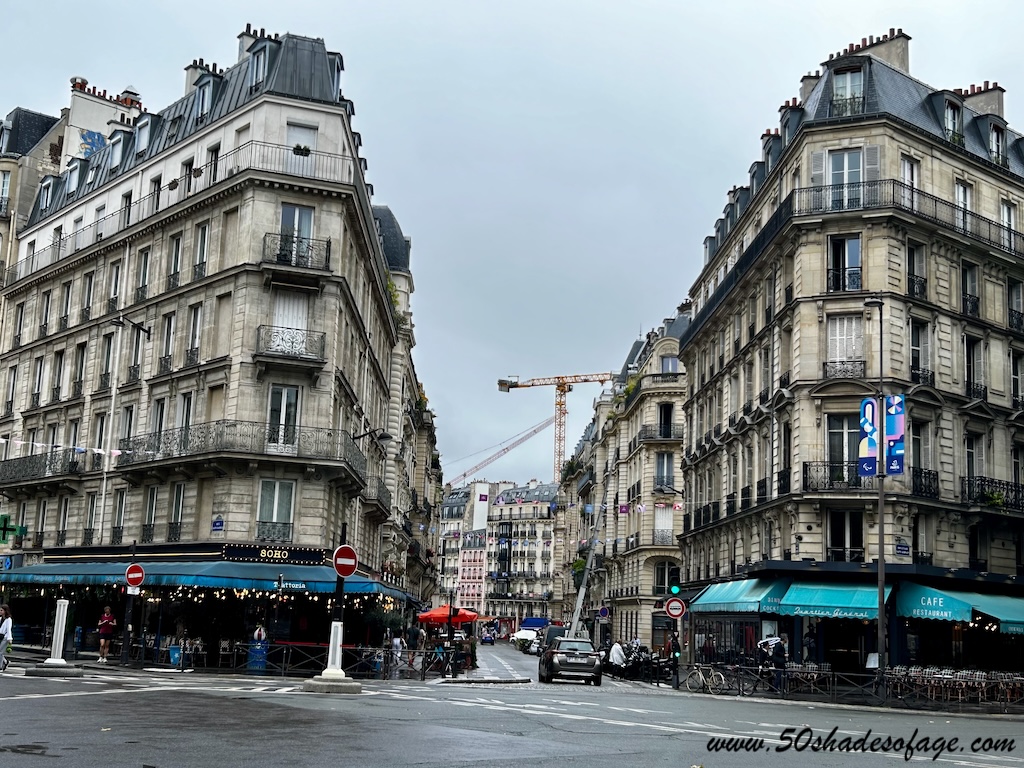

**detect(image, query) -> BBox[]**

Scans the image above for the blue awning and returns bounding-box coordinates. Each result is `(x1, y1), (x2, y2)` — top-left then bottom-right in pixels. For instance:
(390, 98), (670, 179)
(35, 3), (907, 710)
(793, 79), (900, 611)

(778, 582), (892, 620)
(0, 561), (411, 601)
(690, 578), (790, 614)
(896, 583), (1024, 635)
(519, 617), (550, 629)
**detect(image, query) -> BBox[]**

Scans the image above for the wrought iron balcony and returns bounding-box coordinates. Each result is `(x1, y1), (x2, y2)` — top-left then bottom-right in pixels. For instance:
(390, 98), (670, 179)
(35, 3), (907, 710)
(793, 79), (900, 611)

(362, 475), (392, 510)
(830, 96), (864, 117)
(50, 386), (60, 404)
(778, 370), (791, 389)
(110, 526), (123, 545)
(193, 262), (207, 280)
(135, 285), (148, 303)
(32, 532), (44, 549)
(256, 520), (293, 542)
(1011, 308), (1024, 335)
(824, 360), (866, 379)
(99, 372), (111, 390)
(740, 485), (751, 510)
(653, 529), (674, 546)
(38, 322), (48, 338)
(945, 128), (966, 147)
(742, 399), (753, 416)
(1014, 393), (1024, 411)
(913, 552), (933, 566)
(56, 529), (67, 547)
(638, 423), (685, 441)
(254, 326), (327, 361)
(911, 466), (940, 499)
(803, 461), (874, 491)
(71, 380), (83, 398)
(0, 448), (84, 484)
(966, 381), (988, 401)
(116, 419), (368, 484)
(961, 476), (1024, 510)
(59, 314), (69, 331)
(962, 293), (980, 317)
(166, 272), (179, 291)
(827, 267), (862, 292)
(141, 523), (155, 544)
(107, 297), (118, 314)
(777, 468), (791, 495)
(167, 521), (182, 542)
(2, 400), (11, 417)
(11, 333), (20, 349)
(827, 547), (865, 563)
(756, 477), (768, 504)
(127, 364), (140, 384)
(185, 347), (200, 367)
(907, 273), (927, 299)
(725, 492), (736, 516)
(80, 307), (90, 323)
(158, 355), (172, 374)
(262, 233), (332, 271)
(29, 392), (40, 409)
(758, 386), (769, 405)
(82, 528), (94, 546)
(911, 367), (935, 386)
(785, 283), (794, 304)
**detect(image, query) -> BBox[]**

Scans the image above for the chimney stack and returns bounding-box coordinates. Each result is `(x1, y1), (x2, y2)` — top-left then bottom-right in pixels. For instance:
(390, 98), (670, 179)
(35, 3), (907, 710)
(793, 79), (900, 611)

(238, 22), (258, 62)
(964, 80), (1006, 119)
(184, 58), (206, 97)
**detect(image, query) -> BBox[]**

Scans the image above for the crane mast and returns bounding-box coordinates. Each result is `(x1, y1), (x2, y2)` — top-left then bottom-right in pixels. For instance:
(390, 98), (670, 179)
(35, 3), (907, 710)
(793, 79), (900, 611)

(497, 372), (616, 481)
(447, 417), (555, 487)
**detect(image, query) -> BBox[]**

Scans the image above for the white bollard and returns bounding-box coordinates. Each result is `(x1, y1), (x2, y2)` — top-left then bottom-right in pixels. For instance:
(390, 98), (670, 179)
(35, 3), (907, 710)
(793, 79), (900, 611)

(321, 621), (347, 679)
(44, 599), (70, 666)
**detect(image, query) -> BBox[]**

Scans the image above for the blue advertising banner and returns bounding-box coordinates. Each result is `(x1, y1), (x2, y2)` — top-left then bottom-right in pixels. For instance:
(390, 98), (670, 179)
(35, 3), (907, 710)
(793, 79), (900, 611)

(858, 398), (879, 477)
(885, 394), (905, 475)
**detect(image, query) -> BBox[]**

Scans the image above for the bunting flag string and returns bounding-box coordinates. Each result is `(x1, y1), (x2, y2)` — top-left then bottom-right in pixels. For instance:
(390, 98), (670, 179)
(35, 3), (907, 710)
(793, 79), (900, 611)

(0, 436), (131, 456)
(636, 503), (647, 514)
(673, 503), (683, 510)
(618, 504), (629, 514)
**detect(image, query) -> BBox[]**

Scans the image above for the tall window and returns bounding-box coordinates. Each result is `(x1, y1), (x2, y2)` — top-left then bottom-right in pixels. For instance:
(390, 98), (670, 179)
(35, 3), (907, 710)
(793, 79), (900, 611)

(907, 241), (926, 298)
(911, 421), (931, 470)
(60, 281), (72, 326)
(827, 236), (861, 291)
(169, 234), (182, 282)
(661, 355), (678, 373)
(910, 320), (930, 382)
(279, 204), (314, 265)
(51, 350), (64, 401)
(955, 180), (972, 231)
(251, 47), (267, 89)
(188, 304), (202, 354)
(826, 316), (863, 378)
(268, 385), (299, 448)
(196, 82), (212, 120)
(945, 101), (964, 144)
(194, 222), (208, 276)
(829, 149), (862, 209)
(1001, 200), (1016, 250)
(965, 432), (985, 477)
(965, 335), (984, 395)
(136, 119), (150, 155)
(831, 69), (863, 115)
(1012, 353), (1023, 407)
(38, 291), (51, 337)
(258, 479), (294, 524)
(162, 313), (175, 358)
(962, 261), (979, 316)
(101, 333), (113, 375)
(827, 414), (859, 465)
(145, 487), (158, 525)
(136, 248), (150, 297)
(655, 452), (673, 486)
(828, 508), (864, 562)
(108, 260), (121, 309)
(900, 155), (919, 209)
(991, 125), (1007, 165)
(171, 482), (185, 523)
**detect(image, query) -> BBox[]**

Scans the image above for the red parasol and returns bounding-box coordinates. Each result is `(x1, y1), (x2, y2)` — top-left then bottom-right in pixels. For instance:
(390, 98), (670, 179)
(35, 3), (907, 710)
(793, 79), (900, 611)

(417, 605), (479, 626)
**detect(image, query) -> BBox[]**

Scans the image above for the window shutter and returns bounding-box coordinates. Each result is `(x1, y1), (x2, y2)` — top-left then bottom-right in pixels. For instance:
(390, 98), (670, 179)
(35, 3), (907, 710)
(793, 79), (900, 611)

(977, 436), (986, 475)
(921, 323), (931, 368)
(973, 341), (985, 384)
(810, 151), (825, 186)
(851, 316), (863, 358)
(654, 507), (672, 530)
(864, 145), (881, 181)
(921, 424), (931, 470)
(828, 317), (840, 360)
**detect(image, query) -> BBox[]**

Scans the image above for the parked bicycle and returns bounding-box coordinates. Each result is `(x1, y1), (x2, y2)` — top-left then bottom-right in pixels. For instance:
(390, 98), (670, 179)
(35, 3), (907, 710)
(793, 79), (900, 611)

(685, 663), (726, 694)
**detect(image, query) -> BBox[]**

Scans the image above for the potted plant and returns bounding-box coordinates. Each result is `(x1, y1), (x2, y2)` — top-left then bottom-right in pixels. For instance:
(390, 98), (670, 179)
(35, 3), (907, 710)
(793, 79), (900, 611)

(192, 167), (203, 178)
(167, 178), (179, 191)
(293, 144), (311, 157)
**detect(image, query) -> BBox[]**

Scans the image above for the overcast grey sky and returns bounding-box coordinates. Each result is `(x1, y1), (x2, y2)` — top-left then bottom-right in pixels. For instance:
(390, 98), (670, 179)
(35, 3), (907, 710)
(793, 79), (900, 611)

(6, 1), (1023, 486)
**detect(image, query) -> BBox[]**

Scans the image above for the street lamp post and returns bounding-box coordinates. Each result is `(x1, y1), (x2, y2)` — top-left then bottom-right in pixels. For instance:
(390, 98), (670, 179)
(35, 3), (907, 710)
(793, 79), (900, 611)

(864, 295), (887, 688)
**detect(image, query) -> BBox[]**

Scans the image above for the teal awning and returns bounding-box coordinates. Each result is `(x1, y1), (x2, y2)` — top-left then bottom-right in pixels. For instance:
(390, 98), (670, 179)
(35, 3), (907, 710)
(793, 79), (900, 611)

(690, 578), (789, 614)
(896, 583), (1024, 635)
(778, 582), (892, 620)
(0, 561), (411, 600)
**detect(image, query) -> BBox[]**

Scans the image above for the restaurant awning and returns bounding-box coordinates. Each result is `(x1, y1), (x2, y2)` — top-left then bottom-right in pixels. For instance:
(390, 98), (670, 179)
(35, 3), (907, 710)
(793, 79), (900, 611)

(689, 578), (789, 614)
(777, 582), (892, 620)
(0, 561), (412, 600)
(896, 582), (1024, 634)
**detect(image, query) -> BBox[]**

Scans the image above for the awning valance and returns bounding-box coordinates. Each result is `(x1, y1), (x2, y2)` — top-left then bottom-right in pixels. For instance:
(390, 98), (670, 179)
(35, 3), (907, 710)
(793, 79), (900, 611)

(689, 578), (789, 614)
(896, 583), (1024, 634)
(0, 561), (412, 601)
(778, 582), (892, 620)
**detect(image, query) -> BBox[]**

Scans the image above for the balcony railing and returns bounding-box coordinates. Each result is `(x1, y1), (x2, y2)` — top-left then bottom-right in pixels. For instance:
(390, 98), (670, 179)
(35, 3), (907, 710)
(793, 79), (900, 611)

(756, 477), (768, 504)
(827, 267), (862, 292)
(824, 360), (866, 379)
(158, 355), (172, 374)
(830, 96), (864, 117)
(362, 475), (392, 510)
(962, 293), (980, 317)
(127, 364), (140, 384)
(50, 386), (60, 404)
(141, 523), (155, 544)
(966, 381), (988, 401)
(827, 547), (865, 563)
(59, 314), (69, 331)
(82, 527), (94, 546)
(167, 521), (182, 542)
(803, 461), (873, 491)
(38, 322), (48, 338)
(254, 325), (327, 360)
(907, 273), (927, 299)
(56, 529), (67, 547)
(778, 370), (791, 389)
(256, 520), (293, 542)
(32, 532), (44, 549)
(0, 448), (84, 483)
(777, 468), (791, 495)
(166, 272), (179, 291)
(0, 197), (7, 217)
(913, 552), (933, 566)
(740, 485), (751, 510)
(71, 379), (83, 398)
(135, 285), (148, 303)
(29, 392), (40, 409)
(1011, 308), (1024, 334)
(116, 419), (367, 479)
(961, 476), (1024, 511)
(725, 492), (736, 516)
(110, 526), (123, 545)
(262, 233), (332, 271)
(98, 372), (110, 390)
(185, 347), (200, 367)
(652, 474), (675, 489)
(193, 262), (207, 281)
(6, 141), (372, 287)
(911, 467), (940, 499)
(1014, 393), (1024, 411)
(910, 367), (935, 386)
(638, 423), (685, 441)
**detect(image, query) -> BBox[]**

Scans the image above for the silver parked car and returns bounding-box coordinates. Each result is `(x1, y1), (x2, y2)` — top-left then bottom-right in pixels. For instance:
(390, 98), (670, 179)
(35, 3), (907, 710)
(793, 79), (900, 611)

(538, 637), (602, 685)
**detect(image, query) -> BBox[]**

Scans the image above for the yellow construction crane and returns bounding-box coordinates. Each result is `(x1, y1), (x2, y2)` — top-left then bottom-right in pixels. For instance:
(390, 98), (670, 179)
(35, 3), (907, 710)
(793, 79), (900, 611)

(498, 372), (617, 482)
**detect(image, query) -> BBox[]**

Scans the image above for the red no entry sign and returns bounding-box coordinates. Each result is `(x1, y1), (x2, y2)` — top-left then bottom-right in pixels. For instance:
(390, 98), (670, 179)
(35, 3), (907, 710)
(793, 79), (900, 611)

(333, 545), (357, 578)
(125, 563), (146, 587)
(665, 597), (687, 620)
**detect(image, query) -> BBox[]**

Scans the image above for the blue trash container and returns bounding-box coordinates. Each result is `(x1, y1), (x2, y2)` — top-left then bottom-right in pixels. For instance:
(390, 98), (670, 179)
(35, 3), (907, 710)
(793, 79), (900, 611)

(169, 645), (182, 666)
(247, 640), (268, 672)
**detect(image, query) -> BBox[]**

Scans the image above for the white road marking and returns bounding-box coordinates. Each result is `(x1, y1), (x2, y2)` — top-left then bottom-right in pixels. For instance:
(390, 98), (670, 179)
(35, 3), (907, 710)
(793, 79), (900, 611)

(543, 698), (599, 707)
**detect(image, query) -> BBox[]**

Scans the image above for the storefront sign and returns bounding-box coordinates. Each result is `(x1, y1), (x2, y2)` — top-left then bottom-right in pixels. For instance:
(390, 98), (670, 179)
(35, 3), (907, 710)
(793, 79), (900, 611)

(789, 606), (876, 619)
(907, 596), (955, 621)
(222, 544), (327, 565)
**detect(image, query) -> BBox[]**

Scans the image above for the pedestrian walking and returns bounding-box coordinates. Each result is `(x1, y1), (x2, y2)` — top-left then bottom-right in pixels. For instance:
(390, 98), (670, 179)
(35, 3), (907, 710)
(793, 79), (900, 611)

(670, 631), (682, 689)
(772, 634), (789, 692)
(391, 630), (405, 667)
(609, 638), (626, 679)
(405, 624), (419, 667)
(97, 606), (117, 663)
(0, 604), (12, 672)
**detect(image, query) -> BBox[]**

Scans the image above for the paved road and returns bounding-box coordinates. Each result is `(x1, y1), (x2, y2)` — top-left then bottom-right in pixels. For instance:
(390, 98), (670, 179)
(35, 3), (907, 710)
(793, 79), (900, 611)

(2, 643), (1021, 768)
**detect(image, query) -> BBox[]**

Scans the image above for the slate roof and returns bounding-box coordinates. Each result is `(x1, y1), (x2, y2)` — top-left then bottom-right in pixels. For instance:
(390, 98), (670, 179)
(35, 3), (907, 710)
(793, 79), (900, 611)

(665, 313), (690, 340)
(3, 108), (59, 156)
(495, 483), (560, 503)
(373, 205), (411, 271)
(27, 32), (344, 228)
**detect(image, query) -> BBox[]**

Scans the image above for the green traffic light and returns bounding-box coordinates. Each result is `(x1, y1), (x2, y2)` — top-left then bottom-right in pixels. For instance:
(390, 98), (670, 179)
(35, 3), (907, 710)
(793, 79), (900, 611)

(669, 583), (680, 595)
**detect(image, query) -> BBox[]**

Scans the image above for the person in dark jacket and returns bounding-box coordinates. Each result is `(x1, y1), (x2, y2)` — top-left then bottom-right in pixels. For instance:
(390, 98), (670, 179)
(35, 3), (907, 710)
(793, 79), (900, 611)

(772, 634), (789, 692)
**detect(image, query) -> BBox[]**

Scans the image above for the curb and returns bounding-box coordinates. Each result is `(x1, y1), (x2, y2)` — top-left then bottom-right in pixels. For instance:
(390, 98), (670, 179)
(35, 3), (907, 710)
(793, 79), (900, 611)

(437, 677), (532, 685)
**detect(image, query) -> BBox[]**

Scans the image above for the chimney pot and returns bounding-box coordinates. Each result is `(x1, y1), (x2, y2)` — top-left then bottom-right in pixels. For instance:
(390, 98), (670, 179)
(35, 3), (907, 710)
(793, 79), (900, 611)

(889, 27), (895, 36)
(897, 27), (903, 34)
(993, 81), (999, 88)
(984, 80), (990, 89)
(869, 35), (874, 44)
(260, 27), (265, 37)
(862, 37), (867, 46)
(828, 53), (834, 60)
(246, 22), (252, 33)
(198, 57), (204, 66)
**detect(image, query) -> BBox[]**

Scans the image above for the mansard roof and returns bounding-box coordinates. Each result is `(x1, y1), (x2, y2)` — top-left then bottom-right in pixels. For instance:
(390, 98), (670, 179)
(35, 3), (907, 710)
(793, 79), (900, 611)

(373, 205), (411, 272)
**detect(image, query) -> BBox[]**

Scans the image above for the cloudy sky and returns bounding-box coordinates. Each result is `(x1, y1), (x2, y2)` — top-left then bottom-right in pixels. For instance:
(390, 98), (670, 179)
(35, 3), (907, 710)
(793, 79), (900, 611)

(7, 0), (1023, 486)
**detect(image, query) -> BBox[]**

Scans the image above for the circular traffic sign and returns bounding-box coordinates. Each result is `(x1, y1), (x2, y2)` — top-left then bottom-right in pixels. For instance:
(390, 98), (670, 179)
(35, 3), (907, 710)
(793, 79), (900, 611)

(665, 597), (687, 620)
(333, 545), (358, 578)
(125, 563), (146, 587)
(598, 606), (610, 619)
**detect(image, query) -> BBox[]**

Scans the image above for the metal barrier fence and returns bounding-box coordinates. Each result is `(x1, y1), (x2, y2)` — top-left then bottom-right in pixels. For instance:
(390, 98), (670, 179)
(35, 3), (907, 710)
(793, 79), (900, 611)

(222, 643), (466, 680)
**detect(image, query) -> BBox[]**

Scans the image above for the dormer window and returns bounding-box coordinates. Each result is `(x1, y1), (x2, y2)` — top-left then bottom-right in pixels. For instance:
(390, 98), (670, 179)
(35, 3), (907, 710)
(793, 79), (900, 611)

(39, 180), (52, 211)
(944, 101), (964, 146)
(831, 69), (864, 116)
(110, 135), (123, 169)
(196, 81), (212, 124)
(0, 124), (7, 153)
(86, 164), (97, 185)
(66, 165), (79, 199)
(332, 58), (343, 99)
(990, 124), (1007, 167)
(136, 119), (151, 156)
(250, 47), (267, 92)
